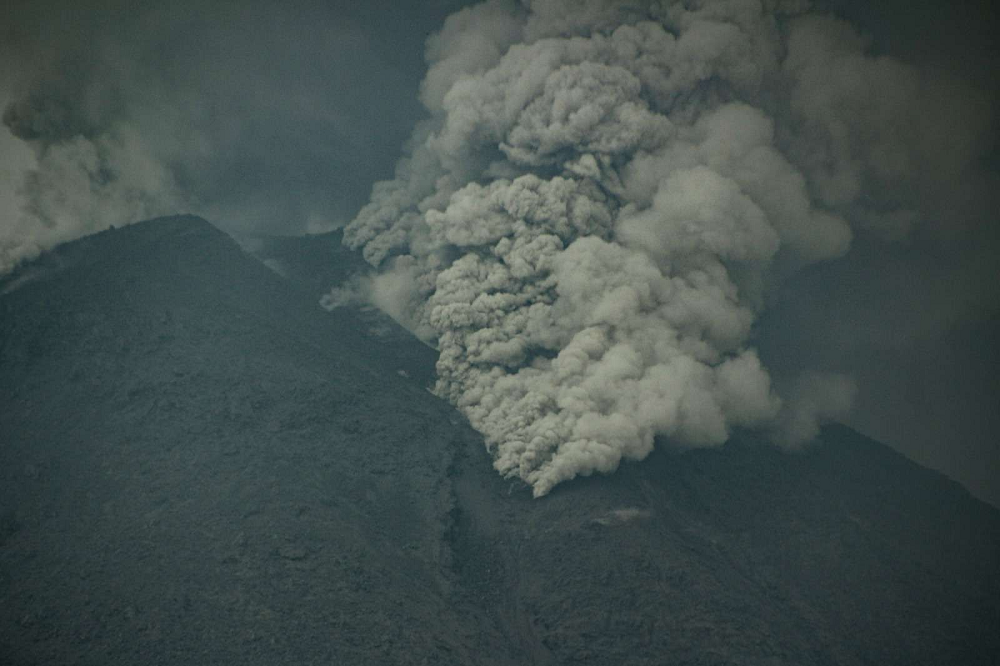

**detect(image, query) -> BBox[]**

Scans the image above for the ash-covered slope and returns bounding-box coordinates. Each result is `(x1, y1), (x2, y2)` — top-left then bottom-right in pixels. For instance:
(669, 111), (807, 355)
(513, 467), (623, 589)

(0, 216), (500, 665)
(1, 217), (998, 665)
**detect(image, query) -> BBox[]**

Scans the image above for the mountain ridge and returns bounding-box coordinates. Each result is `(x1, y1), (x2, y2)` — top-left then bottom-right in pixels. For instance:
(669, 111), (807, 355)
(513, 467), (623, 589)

(1, 216), (997, 665)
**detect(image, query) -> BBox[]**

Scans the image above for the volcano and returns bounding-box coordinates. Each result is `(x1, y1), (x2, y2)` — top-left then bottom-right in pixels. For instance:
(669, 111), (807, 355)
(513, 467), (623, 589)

(1, 216), (997, 665)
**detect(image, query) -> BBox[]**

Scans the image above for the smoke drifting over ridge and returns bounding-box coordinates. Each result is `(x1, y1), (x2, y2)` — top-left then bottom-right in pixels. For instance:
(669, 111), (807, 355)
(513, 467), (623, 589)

(341, 0), (996, 496)
(0, 0), (467, 274)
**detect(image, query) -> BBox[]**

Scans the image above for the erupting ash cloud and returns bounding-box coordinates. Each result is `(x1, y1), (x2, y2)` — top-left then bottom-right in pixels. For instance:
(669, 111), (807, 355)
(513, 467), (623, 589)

(341, 0), (992, 496)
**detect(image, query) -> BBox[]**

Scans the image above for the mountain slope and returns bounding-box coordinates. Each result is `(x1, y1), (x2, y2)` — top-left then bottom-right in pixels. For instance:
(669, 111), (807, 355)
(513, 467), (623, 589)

(1, 216), (997, 665)
(0, 216), (508, 665)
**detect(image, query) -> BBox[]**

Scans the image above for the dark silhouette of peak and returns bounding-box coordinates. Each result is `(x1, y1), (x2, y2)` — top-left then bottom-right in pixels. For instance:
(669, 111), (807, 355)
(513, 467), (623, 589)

(1, 218), (998, 665)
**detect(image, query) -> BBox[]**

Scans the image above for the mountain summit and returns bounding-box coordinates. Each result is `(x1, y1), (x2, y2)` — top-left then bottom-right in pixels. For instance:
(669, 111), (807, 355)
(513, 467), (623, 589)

(1, 216), (997, 665)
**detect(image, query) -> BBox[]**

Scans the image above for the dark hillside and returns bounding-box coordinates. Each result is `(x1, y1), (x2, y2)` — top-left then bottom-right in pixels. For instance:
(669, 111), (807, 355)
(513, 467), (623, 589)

(0, 216), (507, 664)
(1, 216), (997, 665)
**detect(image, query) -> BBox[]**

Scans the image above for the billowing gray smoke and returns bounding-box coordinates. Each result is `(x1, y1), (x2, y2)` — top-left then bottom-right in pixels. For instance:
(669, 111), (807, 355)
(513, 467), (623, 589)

(341, 0), (993, 496)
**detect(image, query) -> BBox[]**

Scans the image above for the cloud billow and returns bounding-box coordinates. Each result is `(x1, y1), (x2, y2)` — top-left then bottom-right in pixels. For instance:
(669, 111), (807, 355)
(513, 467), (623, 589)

(341, 0), (990, 496)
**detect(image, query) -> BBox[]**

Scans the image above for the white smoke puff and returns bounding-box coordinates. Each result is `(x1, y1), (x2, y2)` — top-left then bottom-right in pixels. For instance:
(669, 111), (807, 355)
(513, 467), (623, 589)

(344, 0), (986, 496)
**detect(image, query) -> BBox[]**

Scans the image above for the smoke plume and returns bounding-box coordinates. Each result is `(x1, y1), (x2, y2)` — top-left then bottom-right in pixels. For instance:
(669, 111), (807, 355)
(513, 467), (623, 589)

(341, 0), (995, 496)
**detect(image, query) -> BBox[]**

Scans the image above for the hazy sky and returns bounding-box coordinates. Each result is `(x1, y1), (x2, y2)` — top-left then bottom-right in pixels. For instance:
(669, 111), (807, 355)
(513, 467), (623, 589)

(1, 0), (469, 242)
(1, 0), (997, 504)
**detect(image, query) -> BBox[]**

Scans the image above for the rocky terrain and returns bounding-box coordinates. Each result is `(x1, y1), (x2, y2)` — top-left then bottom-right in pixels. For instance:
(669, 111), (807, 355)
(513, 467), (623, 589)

(1, 216), (997, 664)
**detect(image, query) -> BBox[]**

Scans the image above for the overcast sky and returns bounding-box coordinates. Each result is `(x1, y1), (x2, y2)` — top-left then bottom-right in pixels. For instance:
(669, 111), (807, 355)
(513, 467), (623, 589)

(1, 0), (997, 504)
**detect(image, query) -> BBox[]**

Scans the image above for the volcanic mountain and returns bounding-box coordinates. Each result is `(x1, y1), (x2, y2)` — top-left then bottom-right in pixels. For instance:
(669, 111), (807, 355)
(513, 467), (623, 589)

(1, 216), (997, 665)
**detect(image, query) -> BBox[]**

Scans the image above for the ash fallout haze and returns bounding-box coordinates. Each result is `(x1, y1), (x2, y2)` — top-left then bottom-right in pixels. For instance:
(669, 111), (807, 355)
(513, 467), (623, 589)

(2, 0), (999, 503)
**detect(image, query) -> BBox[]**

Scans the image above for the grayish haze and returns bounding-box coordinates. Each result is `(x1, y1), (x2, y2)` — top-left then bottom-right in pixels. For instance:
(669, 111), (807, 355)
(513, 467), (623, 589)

(0, 0), (469, 258)
(1, 0), (997, 504)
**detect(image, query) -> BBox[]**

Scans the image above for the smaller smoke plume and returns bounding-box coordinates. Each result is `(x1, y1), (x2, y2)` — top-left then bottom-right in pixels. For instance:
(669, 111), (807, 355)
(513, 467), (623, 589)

(0, 97), (185, 273)
(0, 0), (451, 274)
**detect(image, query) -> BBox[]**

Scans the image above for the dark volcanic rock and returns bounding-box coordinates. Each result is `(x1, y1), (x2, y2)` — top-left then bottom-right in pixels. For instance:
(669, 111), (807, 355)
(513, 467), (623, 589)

(1, 216), (998, 665)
